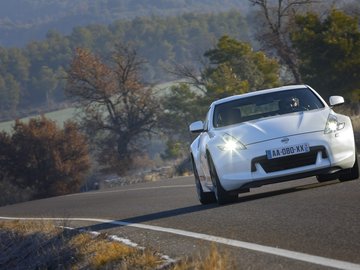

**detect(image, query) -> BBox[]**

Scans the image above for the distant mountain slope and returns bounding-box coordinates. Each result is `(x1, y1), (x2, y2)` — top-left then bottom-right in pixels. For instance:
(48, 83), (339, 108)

(0, 0), (249, 47)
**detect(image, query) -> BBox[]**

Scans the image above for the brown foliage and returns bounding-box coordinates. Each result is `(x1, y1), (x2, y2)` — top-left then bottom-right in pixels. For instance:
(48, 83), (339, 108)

(66, 45), (159, 173)
(0, 116), (91, 199)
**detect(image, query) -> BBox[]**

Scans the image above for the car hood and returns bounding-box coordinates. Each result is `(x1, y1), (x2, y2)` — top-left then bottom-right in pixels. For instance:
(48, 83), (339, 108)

(219, 108), (330, 145)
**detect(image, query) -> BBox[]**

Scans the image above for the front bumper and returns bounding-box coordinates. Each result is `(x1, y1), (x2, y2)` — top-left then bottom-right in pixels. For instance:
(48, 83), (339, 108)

(209, 129), (356, 191)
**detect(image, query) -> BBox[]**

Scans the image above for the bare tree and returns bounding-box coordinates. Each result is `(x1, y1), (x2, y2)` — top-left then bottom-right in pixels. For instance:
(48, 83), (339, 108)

(66, 45), (159, 173)
(249, 0), (320, 83)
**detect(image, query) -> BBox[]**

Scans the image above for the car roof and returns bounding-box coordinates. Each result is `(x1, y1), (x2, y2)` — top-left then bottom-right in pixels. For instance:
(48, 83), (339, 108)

(211, 85), (310, 106)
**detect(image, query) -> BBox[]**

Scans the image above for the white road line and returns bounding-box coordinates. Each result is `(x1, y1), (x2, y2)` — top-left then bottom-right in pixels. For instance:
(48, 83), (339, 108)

(1, 216), (359, 270)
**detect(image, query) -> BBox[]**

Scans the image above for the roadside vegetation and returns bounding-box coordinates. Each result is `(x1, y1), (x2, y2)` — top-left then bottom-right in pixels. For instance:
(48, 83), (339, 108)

(0, 220), (165, 269)
(0, 117), (91, 203)
(0, 220), (234, 270)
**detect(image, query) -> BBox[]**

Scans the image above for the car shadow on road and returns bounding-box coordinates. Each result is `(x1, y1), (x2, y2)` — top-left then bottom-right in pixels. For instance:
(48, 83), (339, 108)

(77, 180), (340, 233)
(237, 179), (339, 203)
(77, 203), (217, 232)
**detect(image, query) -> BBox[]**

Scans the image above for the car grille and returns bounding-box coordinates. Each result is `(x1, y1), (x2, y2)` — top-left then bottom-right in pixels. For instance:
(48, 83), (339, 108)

(251, 146), (327, 173)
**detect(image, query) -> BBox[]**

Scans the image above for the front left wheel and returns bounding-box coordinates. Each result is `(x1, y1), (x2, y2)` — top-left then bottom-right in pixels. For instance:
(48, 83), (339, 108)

(192, 157), (216, 204)
(207, 153), (238, 205)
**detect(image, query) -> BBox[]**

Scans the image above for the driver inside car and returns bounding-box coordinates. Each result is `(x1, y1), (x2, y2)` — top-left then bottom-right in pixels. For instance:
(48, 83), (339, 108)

(279, 97), (300, 113)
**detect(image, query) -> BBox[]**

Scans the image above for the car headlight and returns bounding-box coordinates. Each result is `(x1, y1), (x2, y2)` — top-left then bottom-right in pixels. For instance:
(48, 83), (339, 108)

(324, 114), (345, 134)
(218, 133), (246, 152)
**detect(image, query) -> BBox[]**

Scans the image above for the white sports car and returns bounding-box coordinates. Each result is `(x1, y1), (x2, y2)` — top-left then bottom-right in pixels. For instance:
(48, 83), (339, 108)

(189, 85), (359, 204)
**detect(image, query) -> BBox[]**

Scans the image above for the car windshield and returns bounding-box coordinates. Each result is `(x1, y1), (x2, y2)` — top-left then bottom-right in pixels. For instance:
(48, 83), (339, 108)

(213, 88), (325, 128)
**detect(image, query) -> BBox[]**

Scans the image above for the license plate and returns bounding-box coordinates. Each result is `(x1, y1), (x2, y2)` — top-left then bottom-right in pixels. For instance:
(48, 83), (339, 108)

(266, 143), (310, 159)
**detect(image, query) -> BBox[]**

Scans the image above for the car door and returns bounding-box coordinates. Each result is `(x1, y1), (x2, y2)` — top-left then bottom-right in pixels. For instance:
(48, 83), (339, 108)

(198, 109), (213, 188)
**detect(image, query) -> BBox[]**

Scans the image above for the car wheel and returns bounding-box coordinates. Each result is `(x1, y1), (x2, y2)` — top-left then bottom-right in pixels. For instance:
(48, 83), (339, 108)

(191, 157), (216, 204)
(207, 153), (238, 205)
(339, 153), (359, 182)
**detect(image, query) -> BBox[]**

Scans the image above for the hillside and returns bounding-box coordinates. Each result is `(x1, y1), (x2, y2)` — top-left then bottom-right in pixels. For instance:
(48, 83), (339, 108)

(0, 0), (249, 47)
(0, 10), (250, 120)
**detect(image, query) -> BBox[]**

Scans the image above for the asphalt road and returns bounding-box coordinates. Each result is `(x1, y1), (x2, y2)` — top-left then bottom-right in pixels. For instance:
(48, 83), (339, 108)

(0, 172), (359, 269)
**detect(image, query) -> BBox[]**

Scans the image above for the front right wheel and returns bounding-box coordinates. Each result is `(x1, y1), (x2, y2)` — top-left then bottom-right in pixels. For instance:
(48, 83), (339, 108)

(339, 153), (359, 182)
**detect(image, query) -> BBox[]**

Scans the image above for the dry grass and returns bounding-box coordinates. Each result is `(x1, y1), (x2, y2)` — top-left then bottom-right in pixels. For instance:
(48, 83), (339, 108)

(69, 233), (162, 269)
(0, 220), (234, 270)
(0, 220), (59, 235)
(0, 220), (165, 269)
(171, 245), (234, 270)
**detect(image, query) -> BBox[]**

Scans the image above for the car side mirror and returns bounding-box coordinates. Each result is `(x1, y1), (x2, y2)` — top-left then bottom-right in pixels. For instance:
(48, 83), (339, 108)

(329, 96), (345, 107)
(189, 121), (204, 133)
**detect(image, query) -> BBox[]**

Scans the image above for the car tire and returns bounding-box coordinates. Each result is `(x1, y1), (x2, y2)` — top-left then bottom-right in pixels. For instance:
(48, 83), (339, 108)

(207, 153), (238, 205)
(339, 153), (359, 182)
(191, 157), (216, 204)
